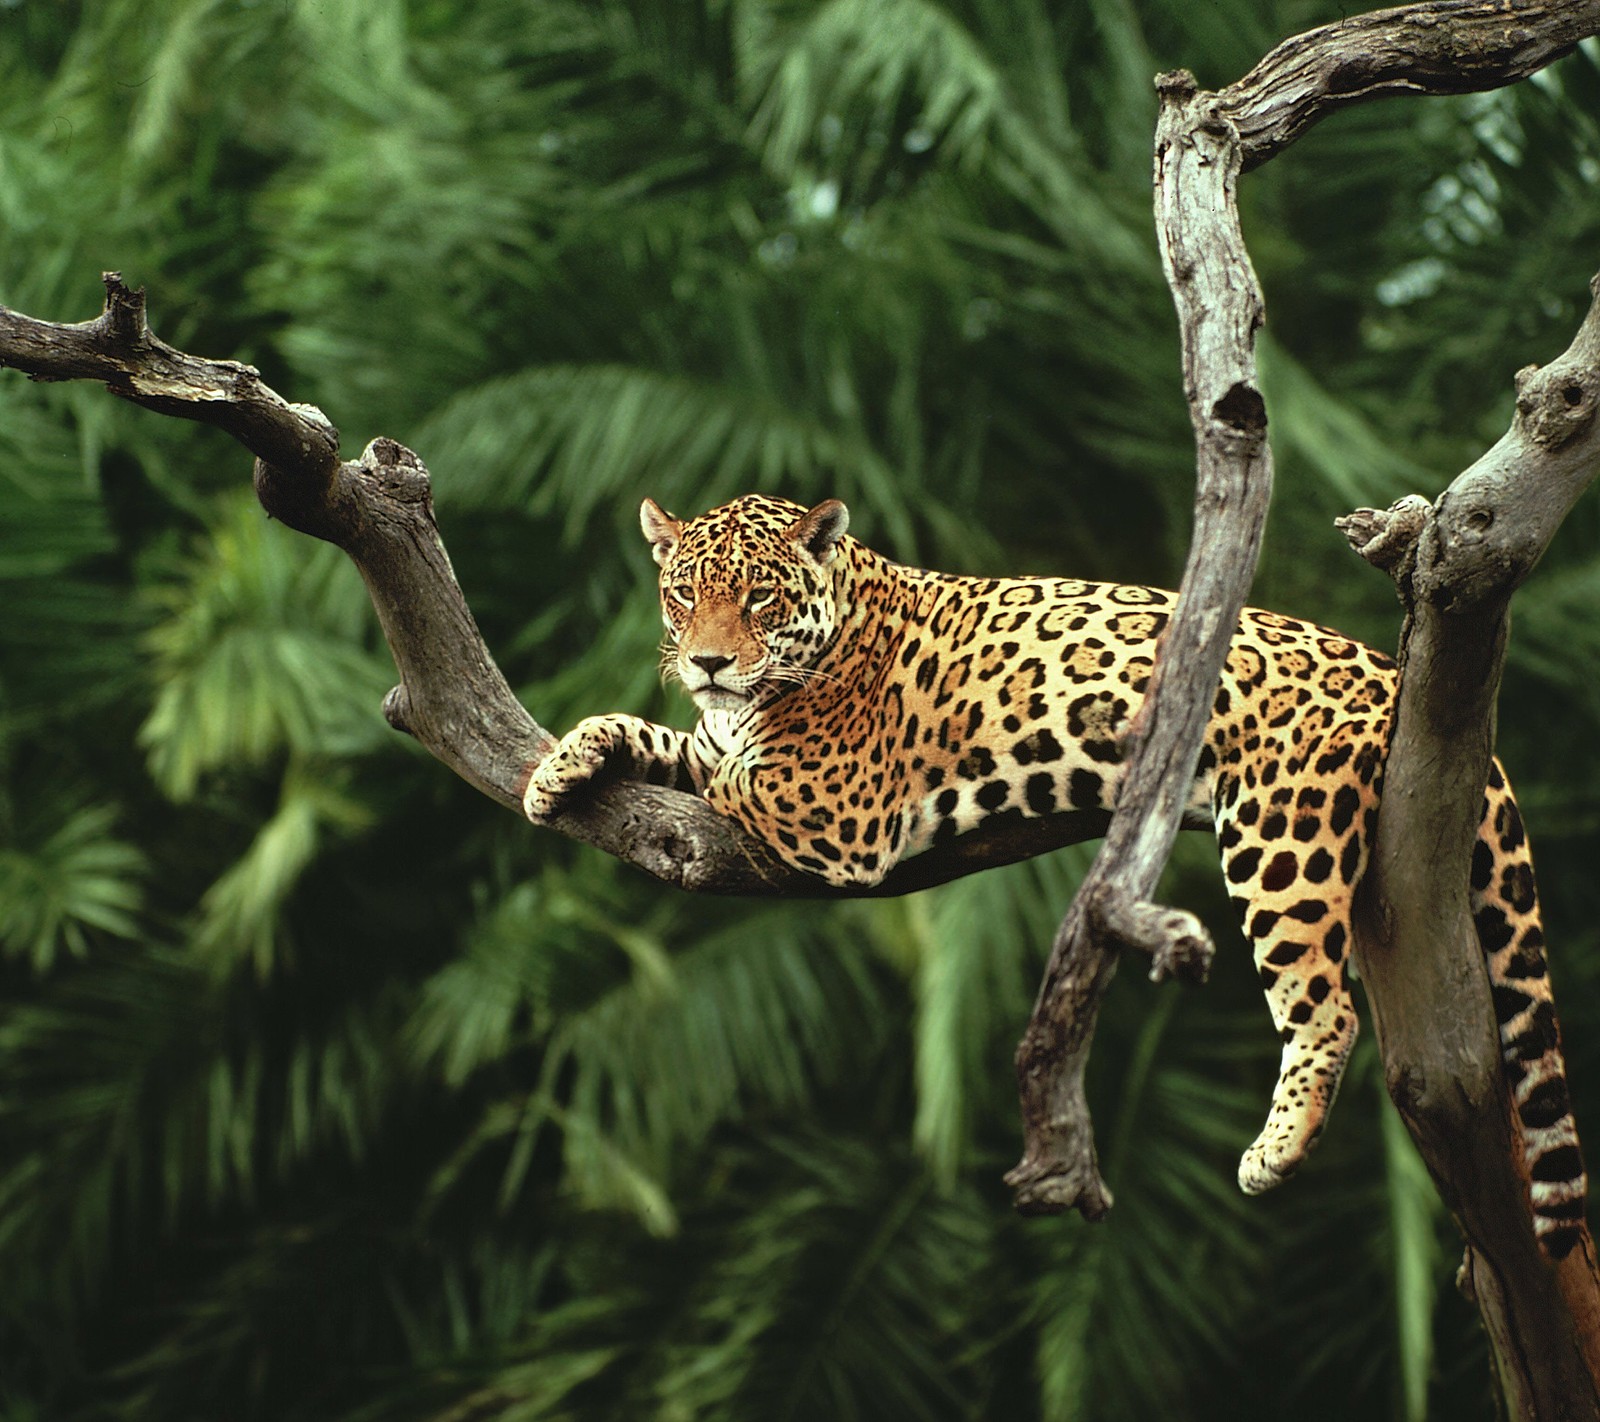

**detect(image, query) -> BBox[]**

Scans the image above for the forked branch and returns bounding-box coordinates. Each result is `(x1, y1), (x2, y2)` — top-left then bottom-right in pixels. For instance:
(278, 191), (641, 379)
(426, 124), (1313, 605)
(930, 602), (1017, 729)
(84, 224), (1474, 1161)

(1006, 10), (1600, 1414)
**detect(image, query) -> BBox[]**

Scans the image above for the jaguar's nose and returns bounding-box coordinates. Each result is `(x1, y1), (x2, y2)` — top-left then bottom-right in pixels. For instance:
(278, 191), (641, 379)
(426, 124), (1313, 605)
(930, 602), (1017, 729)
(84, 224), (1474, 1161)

(690, 653), (734, 677)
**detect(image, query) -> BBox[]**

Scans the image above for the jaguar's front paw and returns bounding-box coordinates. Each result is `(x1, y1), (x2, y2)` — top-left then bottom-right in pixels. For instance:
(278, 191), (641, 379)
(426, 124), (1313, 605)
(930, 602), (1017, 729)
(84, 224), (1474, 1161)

(522, 724), (616, 822)
(522, 768), (574, 822)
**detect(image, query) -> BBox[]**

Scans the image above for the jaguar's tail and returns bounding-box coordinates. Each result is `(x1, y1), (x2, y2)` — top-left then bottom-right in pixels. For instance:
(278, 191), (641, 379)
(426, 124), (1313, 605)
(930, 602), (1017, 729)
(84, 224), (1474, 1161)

(1477, 758), (1588, 1259)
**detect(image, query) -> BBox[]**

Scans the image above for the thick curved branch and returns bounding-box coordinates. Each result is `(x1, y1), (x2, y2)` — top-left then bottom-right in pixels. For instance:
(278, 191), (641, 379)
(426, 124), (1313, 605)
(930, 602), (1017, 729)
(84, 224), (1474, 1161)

(1418, 286), (1600, 613)
(0, 273), (342, 476)
(1343, 276), (1600, 1413)
(1223, 0), (1600, 168)
(1005, 62), (1270, 1216)
(0, 274), (1116, 900)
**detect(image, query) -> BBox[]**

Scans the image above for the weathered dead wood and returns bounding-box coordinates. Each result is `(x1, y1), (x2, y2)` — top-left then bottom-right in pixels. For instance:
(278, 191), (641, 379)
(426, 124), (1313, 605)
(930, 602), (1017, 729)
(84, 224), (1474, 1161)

(1003, 62), (1270, 1212)
(1341, 278), (1600, 1416)
(1223, 0), (1600, 168)
(1005, 5), (1600, 1413)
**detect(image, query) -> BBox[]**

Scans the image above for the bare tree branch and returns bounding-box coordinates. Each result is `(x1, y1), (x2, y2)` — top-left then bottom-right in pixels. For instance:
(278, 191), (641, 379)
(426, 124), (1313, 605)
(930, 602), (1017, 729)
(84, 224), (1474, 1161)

(1223, 0), (1600, 168)
(1005, 3), (1600, 1410)
(1004, 58), (1272, 1214)
(1342, 276), (1600, 1415)
(0, 275), (342, 477)
(0, 275), (1117, 900)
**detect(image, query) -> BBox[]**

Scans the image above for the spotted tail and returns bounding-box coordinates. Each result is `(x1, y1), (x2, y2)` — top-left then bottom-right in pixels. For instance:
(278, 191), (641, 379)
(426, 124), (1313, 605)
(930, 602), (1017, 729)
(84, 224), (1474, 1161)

(1477, 758), (1588, 1258)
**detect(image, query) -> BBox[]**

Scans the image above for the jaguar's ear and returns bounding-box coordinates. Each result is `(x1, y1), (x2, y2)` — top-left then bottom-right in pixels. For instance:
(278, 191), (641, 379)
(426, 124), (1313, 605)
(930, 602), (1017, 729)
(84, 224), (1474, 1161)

(787, 499), (849, 566)
(640, 498), (682, 567)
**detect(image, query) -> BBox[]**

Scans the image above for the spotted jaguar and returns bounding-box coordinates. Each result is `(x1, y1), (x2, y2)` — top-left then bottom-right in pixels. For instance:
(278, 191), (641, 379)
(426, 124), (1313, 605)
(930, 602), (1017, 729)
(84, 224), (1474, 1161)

(522, 493), (1587, 1255)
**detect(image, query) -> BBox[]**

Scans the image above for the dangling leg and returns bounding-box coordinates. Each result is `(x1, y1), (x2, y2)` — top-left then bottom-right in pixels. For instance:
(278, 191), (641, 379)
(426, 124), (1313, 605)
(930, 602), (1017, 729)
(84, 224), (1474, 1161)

(1475, 758), (1588, 1257)
(1214, 745), (1376, 1194)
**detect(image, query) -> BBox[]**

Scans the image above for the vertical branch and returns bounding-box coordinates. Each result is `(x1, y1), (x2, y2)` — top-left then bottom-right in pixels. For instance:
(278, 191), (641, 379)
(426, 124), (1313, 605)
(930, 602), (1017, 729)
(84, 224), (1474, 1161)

(1006, 69), (1274, 1214)
(1345, 278), (1600, 1414)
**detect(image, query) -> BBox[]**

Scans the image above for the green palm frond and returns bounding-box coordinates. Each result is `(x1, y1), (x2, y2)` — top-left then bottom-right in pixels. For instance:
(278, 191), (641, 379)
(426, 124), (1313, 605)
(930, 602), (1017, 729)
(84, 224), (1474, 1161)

(1502, 558), (1600, 722)
(1257, 335), (1430, 510)
(889, 851), (1093, 1184)
(512, 590), (683, 738)
(419, 363), (918, 549)
(191, 758), (375, 980)
(406, 879), (565, 1090)
(1203, 1034), (1454, 1420)
(0, 944), (404, 1321)
(559, 904), (878, 1158)
(406, 866), (673, 1100)
(411, 870), (891, 1239)
(139, 494), (394, 799)
(0, 392), (147, 723)
(655, 1132), (997, 1422)
(533, 904), (882, 1223)
(0, 803), (145, 971)
(1029, 978), (1267, 1422)
(1357, 48), (1600, 451)
(744, 0), (1144, 267)
(1383, 1091), (1444, 1422)
(0, 947), (211, 1296)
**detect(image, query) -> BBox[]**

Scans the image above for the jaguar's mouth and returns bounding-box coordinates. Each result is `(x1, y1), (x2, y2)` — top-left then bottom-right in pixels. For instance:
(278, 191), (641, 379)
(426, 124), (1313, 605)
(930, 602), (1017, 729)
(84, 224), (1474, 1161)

(691, 685), (754, 713)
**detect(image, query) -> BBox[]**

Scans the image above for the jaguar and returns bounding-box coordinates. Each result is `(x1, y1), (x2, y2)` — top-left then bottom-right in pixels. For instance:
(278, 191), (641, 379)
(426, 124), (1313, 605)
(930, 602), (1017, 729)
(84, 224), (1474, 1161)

(522, 492), (1587, 1255)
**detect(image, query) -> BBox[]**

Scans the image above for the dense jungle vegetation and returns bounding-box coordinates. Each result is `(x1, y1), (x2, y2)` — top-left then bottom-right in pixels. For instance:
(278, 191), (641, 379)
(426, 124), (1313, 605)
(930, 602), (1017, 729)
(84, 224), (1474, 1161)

(2, 2), (1599, 1418)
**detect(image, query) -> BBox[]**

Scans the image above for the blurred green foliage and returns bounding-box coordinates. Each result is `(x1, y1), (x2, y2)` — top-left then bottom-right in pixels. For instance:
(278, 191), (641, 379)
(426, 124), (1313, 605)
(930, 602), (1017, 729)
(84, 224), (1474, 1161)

(1, 2), (1598, 1419)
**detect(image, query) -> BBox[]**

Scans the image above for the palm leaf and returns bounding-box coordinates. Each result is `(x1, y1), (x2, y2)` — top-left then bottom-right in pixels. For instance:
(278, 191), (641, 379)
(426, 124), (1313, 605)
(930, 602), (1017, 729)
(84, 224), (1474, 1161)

(743, 0), (1145, 267)
(139, 494), (394, 800)
(418, 363), (920, 553)
(0, 804), (145, 971)
(190, 759), (374, 980)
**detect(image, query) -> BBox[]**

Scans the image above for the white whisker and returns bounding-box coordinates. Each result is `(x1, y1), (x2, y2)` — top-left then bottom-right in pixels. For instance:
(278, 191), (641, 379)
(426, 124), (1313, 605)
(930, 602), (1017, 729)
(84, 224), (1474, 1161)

(763, 657), (839, 689)
(657, 640), (682, 685)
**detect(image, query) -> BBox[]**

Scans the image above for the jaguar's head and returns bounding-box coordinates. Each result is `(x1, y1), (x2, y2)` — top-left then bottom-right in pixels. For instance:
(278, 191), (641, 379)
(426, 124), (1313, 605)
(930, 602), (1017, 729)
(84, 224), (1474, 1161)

(639, 493), (850, 713)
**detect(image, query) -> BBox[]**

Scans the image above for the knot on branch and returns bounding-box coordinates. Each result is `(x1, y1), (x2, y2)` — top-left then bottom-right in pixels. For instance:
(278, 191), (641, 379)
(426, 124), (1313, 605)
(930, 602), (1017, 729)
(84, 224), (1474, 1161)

(1514, 362), (1599, 449)
(361, 437), (432, 501)
(1336, 494), (1429, 578)
(1211, 381), (1268, 437)
(99, 272), (150, 347)
(383, 684), (414, 734)
(1092, 890), (1213, 984)
(289, 401), (338, 443)
(1005, 1140), (1114, 1221)
(1155, 67), (1199, 99)
(253, 456), (347, 543)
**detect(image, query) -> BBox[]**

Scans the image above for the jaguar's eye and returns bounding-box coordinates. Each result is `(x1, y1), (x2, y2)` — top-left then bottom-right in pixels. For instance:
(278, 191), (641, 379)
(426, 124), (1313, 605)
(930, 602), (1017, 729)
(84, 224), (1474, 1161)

(669, 583), (696, 609)
(746, 586), (776, 612)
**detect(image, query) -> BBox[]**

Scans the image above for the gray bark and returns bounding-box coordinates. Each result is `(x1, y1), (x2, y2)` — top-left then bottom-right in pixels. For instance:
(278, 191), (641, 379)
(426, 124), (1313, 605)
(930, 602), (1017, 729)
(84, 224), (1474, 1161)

(1341, 284), (1600, 1415)
(0, 277), (1116, 899)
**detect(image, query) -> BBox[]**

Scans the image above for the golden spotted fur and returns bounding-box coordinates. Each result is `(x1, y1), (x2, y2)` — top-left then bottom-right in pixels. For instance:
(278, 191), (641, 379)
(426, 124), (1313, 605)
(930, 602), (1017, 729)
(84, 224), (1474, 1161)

(524, 494), (1587, 1254)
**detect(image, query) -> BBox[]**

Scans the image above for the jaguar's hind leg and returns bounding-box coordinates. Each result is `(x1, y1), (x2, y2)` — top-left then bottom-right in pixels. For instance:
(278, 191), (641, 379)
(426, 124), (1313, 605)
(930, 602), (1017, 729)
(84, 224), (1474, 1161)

(1476, 758), (1588, 1257)
(1214, 734), (1378, 1194)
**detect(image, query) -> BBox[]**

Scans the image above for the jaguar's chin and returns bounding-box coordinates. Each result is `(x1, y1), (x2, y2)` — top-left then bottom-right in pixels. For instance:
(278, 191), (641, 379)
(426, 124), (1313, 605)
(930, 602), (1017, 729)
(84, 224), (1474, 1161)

(691, 687), (755, 714)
